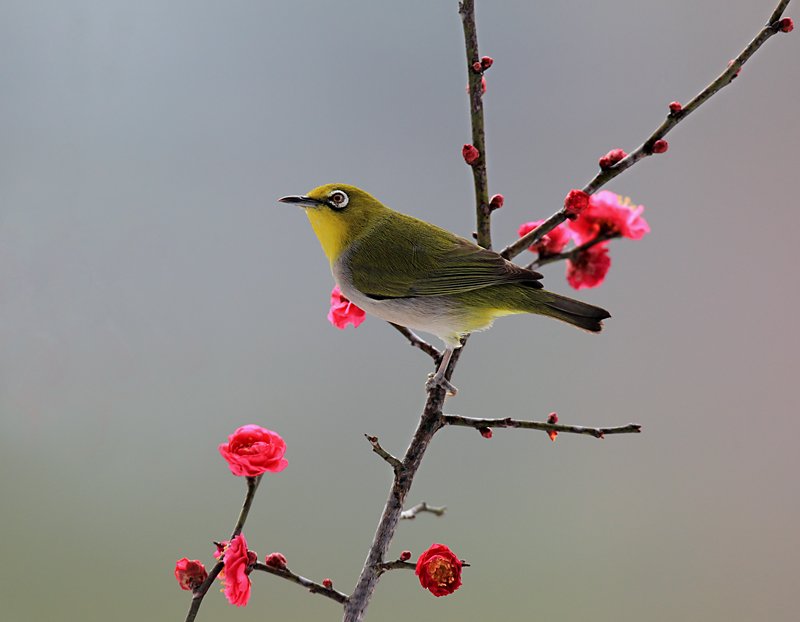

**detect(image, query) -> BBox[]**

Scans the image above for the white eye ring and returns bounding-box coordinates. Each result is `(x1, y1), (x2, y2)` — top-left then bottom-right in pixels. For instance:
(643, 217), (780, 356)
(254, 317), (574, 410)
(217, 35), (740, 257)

(327, 190), (349, 209)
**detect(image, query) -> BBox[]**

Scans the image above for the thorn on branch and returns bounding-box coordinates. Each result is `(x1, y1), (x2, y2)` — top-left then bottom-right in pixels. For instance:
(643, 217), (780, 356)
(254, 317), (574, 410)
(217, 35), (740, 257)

(400, 501), (447, 520)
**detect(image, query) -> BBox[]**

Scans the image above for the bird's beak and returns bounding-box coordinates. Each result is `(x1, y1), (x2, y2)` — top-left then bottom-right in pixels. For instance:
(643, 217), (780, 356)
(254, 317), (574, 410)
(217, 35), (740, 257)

(278, 195), (324, 208)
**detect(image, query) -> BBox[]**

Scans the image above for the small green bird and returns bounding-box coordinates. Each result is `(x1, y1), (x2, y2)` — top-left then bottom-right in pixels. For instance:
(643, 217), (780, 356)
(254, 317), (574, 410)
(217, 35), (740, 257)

(279, 184), (610, 395)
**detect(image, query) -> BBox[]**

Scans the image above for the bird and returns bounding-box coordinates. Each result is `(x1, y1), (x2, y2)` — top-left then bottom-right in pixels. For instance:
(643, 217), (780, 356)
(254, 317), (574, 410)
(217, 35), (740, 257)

(279, 184), (610, 395)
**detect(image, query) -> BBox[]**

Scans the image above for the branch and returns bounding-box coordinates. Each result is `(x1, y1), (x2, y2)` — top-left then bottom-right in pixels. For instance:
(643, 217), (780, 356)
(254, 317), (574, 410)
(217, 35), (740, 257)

(252, 563), (350, 605)
(343, 386), (448, 621)
(365, 435), (404, 471)
(524, 232), (621, 271)
(184, 475), (263, 622)
(500, 0), (794, 261)
(460, 0), (492, 249)
(443, 414), (641, 439)
(376, 560), (417, 573)
(400, 501), (447, 520)
(389, 323), (442, 364)
(583, 1), (793, 195)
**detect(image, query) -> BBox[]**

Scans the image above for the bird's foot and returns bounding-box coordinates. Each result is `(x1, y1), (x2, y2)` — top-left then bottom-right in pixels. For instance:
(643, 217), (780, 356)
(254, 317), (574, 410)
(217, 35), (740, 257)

(426, 372), (458, 396)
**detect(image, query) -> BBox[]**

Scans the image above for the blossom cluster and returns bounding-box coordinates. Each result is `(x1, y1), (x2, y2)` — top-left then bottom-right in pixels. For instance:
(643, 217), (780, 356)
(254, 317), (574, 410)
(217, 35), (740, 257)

(174, 424), (289, 606)
(518, 190), (649, 289)
(175, 424), (466, 608)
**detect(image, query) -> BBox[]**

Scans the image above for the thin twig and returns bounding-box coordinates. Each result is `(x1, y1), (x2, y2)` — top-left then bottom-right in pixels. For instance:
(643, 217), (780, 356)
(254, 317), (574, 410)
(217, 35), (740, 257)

(400, 501), (447, 520)
(184, 475), (263, 622)
(500, 0), (794, 261)
(524, 232), (621, 271)
(443, 414), (641, 439)
(365, 435), (404, 471)
(252, 563), (350, 604)
(460, 0), (492, 249)
(390, 323), (442, 364)
(376, 560), (417, 573)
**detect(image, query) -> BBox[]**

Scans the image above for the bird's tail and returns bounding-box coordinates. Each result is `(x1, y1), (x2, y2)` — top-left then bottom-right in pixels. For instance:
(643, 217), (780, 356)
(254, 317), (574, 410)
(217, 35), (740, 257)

(538, 291), (610, 333)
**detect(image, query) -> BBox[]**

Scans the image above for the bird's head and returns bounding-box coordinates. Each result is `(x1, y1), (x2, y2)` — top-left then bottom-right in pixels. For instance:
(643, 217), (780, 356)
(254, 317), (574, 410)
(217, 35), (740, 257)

(279, 184), (388, 262)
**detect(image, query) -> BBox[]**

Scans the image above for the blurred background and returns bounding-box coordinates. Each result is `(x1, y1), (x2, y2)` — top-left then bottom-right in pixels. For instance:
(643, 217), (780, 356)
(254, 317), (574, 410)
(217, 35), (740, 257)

(1, 1), (798, 620)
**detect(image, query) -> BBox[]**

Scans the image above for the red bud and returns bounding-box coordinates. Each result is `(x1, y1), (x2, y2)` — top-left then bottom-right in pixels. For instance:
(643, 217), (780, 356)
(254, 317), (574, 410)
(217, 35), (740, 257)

(478, 427), (493, 438)
(669, 101), (682, 113)
(472, 61), (482, 72)
(489, 194), (504, 210)
(547, 413), (558, 441)
(652, 139), (668, 154)
(563, 189), (590, 216)
(598, 148), (627, 169)
(462, 144), (480, 164)
(323, 579), (333, 589)
(264, 552), (287, 569)
(480, 56), (494, 70)
(400, 551), (412, 561)
(779, 17), (793, 32)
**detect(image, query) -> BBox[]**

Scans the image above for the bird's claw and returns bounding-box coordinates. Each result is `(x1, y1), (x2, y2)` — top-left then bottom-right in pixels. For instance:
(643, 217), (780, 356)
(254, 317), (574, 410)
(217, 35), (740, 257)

(426, 372), (458, 396)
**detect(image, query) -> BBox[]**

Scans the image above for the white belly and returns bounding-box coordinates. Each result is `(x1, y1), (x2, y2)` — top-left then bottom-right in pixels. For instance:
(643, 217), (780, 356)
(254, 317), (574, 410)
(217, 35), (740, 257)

(332, 260), (470, 348)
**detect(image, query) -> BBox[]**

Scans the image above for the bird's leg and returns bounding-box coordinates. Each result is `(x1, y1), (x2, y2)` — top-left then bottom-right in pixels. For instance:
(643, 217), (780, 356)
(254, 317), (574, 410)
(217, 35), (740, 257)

(425, 346), (458, 396)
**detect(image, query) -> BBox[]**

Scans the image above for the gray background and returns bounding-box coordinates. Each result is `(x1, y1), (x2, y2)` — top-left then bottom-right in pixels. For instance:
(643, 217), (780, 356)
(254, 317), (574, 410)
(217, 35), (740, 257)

(1, 1), (798, 620)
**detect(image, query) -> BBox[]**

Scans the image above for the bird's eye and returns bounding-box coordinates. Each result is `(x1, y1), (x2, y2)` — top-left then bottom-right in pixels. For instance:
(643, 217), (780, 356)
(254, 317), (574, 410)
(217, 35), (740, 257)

(327, 190), (349, 209)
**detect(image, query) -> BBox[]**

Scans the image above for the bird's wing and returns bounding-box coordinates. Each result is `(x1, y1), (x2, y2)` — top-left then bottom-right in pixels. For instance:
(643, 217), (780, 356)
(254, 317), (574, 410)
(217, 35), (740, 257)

(348, 213), (543, 299)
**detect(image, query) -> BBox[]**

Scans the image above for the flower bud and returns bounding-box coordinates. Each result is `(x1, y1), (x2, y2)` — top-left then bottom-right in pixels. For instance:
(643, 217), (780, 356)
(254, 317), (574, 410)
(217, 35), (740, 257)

(265, 552), (287, 570)
(669, 101), (682, 113)
(598, 149), (627, 169)
(175, 559), (208, 591)
(472, 61), (482, 72)
(400, 551), (412, 562)
(489, 194), (504, 211)
(778, 17), (793, 32)
(478, 427), (493, 438)
(323, 578), (333, 589)
(462, 144), (480, 164)
(563, 189), (590, 216)
(727, 59), (741, 78)
(547, 413), (558, 442)
(652, 140), (668, 154)
(214, 541), (228, 559)
(480, 56), (494, 70)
